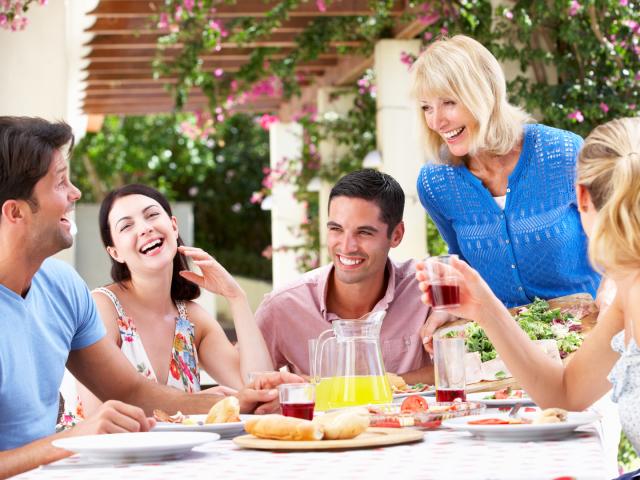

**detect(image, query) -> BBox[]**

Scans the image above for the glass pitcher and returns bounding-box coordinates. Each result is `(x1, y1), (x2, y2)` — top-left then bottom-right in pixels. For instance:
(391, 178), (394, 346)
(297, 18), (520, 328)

(312, 310), (392, 411)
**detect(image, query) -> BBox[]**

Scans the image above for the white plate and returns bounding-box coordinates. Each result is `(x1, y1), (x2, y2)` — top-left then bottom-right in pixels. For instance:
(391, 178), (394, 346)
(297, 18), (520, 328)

(392, 389), (436, 400)
(153, 414), (252, 438)
(52, 431), (219, 462)
(466, 391), (535, 407)
(444, 411), (600, 441)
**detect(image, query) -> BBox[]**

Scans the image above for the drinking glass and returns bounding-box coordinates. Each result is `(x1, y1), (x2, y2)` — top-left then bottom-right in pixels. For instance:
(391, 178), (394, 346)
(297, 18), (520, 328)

(279, 383), (315, 420)
(433, 335), (466, 402)
(424, 254), (460, 310)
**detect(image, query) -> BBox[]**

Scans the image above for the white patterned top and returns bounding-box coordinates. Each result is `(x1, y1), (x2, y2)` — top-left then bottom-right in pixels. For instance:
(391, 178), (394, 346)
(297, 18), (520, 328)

(608, 330), (640, 452)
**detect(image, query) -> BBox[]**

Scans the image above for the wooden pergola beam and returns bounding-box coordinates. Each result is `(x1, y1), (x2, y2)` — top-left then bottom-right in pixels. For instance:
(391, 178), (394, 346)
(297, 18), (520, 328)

(88, 33), (363, 49)
(90, 0), (405, 18)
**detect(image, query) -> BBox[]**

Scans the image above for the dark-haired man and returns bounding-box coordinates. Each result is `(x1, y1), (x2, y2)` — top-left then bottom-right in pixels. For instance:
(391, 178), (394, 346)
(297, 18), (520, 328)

(0, 117), (298, 477)
(256, 169), (433, 383)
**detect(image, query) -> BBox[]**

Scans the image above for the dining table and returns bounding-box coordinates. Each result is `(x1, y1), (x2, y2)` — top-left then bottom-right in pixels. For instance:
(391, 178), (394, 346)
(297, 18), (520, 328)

(15, 411), (617, 480)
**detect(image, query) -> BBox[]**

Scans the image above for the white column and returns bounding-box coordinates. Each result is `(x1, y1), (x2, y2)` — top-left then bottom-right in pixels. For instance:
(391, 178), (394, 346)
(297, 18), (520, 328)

(374, 39), (427, 261)
(269, 122), (305, 287)
(316, 88), (356, 267)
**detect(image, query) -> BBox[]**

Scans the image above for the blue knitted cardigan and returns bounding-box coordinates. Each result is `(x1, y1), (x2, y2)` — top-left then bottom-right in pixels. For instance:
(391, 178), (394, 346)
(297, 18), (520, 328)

(417, 123), (601, 307)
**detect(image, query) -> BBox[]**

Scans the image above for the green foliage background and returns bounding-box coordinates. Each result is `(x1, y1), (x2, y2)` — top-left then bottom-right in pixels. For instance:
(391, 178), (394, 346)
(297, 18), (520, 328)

(71, 114), (272, 280)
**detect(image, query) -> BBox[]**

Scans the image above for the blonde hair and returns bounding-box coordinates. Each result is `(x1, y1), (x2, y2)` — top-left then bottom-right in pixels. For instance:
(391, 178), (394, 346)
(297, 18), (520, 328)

(409, 35), (530, 164)
(577, 117), (640, 274)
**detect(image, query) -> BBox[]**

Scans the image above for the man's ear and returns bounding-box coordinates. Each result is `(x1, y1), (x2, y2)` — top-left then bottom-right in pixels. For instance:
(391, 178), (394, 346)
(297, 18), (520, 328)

(106, 246), (125, 263)
(389, 221), (405, 248)
(1, 200), (26, 224)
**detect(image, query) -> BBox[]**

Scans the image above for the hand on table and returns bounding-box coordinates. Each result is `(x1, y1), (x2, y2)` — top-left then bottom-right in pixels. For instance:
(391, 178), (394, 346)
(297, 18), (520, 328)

(237, 371), (305, 414)
(65, 400), (155, 437)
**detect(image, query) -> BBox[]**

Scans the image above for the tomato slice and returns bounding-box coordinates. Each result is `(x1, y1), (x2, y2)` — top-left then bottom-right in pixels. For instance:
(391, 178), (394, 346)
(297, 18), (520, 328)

(400, 395), (429, 413)
(468, 418), (510, 425)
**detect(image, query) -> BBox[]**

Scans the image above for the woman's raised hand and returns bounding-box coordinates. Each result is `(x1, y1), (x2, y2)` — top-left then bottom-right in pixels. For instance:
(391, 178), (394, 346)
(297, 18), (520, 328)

(178, 246), (244, 299)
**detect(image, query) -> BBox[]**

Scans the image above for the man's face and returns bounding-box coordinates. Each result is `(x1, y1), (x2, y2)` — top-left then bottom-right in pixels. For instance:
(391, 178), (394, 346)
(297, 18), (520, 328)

(26, 150), (81, 257)
(327, 196), (403, 286)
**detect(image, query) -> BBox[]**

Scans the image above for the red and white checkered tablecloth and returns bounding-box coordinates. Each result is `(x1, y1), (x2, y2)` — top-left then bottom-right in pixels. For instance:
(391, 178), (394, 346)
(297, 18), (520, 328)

(15, 424), (612, 480)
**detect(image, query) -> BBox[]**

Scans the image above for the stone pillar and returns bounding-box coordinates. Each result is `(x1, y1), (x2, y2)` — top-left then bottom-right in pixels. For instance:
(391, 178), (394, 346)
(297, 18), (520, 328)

(374, 39), (427, 261)
(316, 88), (356, 266)
(269, 122), (305, 287)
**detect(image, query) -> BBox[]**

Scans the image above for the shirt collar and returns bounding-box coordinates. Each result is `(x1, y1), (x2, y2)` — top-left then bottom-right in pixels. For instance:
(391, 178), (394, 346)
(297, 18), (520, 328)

(318, 258), (397, 322)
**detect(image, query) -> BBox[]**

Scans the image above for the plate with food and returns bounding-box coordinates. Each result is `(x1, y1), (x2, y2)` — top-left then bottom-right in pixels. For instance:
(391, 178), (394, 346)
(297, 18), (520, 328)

(52, 431), (218, 462)
(388, 372), (435, 399)
(444, 408), (600, 441)
(369, 396), (485, 430)
(466, 388), (535, 407)
(152, 397), (250, 438)
(234, 408), (424, 450)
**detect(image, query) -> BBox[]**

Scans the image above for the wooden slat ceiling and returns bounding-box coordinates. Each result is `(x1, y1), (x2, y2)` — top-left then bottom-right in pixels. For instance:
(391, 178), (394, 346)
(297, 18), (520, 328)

(82, 0), (423, 117)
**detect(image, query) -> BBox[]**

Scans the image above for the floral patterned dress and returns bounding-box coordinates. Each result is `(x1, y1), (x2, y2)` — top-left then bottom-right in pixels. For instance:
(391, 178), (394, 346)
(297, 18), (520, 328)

(93, 287), (201, 393)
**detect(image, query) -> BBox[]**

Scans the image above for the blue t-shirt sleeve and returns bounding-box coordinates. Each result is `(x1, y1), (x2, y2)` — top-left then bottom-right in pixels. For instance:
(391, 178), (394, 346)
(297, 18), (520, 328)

(416, 166), (464, 258)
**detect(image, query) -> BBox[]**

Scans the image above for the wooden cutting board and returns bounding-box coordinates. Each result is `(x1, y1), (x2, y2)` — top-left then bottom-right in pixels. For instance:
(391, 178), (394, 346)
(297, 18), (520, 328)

(233, 427), (424, 451)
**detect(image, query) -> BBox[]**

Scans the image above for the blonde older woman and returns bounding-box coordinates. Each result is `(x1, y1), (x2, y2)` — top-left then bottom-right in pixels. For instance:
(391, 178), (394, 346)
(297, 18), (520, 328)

(412, 35), (600, 308)
(416, 117), (640, 475)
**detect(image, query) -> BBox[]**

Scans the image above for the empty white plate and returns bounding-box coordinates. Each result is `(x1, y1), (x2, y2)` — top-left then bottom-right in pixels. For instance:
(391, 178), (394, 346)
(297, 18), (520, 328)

(52, 431), (219, 462)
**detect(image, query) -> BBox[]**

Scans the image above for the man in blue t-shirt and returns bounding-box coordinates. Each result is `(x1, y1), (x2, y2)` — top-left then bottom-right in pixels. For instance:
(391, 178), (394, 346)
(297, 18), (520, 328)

(0, 117), (299, 477)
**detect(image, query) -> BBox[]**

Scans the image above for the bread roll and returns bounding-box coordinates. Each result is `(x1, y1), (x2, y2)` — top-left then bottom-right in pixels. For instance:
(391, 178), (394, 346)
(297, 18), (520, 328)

(313, 408), (370, 440)
(205, 396), (240, 424)
(245, 414), (324, 441)
(386, 373), (407, 390)
(533, 408), (568, 424)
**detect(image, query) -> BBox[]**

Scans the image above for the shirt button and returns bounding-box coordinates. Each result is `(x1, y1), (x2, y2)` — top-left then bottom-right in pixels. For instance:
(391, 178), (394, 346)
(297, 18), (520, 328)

(405, 338), (411, 347)
(505, 239), (510, 244)
(511, 264), (516, 269)
(506, 188), (511, 193)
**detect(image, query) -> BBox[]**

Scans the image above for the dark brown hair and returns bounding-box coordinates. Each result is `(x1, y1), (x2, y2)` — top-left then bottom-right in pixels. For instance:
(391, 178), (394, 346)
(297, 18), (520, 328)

(329, 169), (404, 237)
(99, 184), (200, 301)
(0, 116), (74, 211)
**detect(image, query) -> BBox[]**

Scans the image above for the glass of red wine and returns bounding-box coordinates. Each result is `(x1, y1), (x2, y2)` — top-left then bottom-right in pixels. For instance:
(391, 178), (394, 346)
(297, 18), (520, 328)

(424, 254), (460, 310)
(279, 383), (315, 420)
(433, 335), (466, 402)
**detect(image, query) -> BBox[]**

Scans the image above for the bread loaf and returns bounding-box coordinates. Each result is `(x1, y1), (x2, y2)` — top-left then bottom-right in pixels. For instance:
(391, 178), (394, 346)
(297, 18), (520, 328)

(313, 408), (370, 440)
(205, 396), (240, 424)
(245, 414), (324, 441)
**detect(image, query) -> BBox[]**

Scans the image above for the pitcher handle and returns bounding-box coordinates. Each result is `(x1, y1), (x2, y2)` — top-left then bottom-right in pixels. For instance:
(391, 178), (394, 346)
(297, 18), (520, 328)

(312, 328), (335, 383)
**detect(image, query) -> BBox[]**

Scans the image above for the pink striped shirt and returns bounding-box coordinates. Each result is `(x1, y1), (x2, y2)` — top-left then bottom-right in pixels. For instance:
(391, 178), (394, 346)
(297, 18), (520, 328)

(256, 259), (432, 376)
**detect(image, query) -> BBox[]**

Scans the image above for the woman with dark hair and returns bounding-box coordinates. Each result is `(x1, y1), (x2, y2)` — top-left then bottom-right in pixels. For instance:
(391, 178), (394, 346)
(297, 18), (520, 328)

(78, 184), (273, 415)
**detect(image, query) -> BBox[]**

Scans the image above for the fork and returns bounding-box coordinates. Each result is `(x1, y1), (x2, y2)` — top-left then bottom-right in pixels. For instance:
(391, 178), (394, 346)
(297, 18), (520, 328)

(508, 403), (523, 418)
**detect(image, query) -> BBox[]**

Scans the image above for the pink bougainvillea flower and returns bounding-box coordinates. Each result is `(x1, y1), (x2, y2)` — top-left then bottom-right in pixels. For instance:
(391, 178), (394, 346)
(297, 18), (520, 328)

(423, 31), (433, 41)
(567, 110), (584, 122)
(400, 51), (416, 67)
(568, 0), (581, 16)
(316, 0), (326, 12)
(158, 12), (170, 29)
(214, 68), (224, 77)
(0, 15), (7, 27)
(504, 9), (514, 19)
(599, 102), (609, 113)
(250, 192), (264, 204)
(620, 0), (628, 5)
(183, 0), (194, 13)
